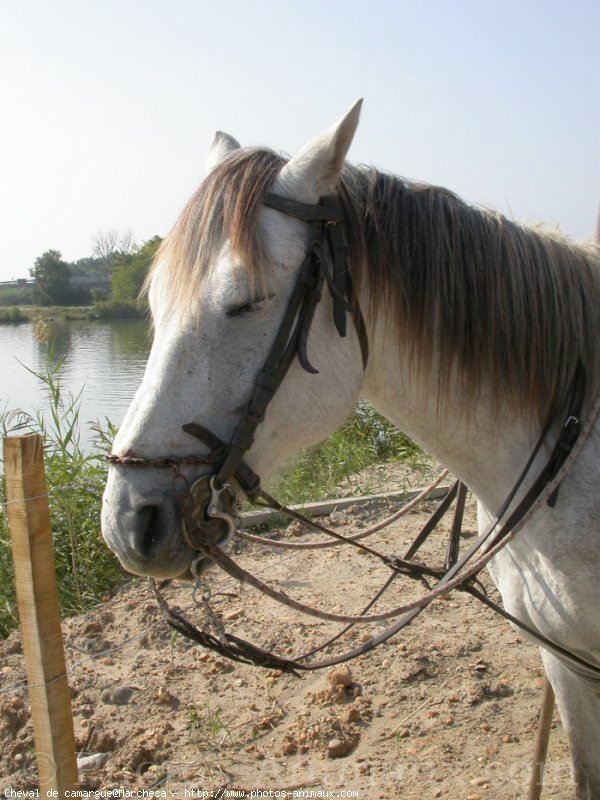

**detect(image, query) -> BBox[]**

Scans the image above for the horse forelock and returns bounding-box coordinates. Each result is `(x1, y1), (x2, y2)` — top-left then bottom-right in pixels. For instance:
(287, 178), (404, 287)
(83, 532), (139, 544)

(146, 148), (287, 311)
(149, 148), (600, 423)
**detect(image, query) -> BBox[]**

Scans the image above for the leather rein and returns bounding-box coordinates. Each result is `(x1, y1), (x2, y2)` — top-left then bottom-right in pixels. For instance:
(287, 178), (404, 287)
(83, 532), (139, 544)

(108, 190), (600, 679)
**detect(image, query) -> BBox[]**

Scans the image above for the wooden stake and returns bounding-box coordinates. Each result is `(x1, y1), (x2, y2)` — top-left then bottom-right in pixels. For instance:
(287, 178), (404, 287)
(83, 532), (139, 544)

(528, 675), (556, 800)
(4, 434), (78, 797)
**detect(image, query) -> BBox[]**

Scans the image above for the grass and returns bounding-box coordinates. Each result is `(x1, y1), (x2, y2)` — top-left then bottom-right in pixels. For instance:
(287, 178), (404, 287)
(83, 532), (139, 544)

(0, 305), (95, 324)
(90, 299), (146, 319)
(0, 303), (145, 325)
(0, 366), (420, 639)
(188, 703), (230, 746)
(0, 287), (34, 307)
(0, 307), (28, 324)
(29, 305), (92, 320)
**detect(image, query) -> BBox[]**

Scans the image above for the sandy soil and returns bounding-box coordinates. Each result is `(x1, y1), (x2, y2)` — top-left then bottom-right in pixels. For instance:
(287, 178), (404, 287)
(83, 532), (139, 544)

(0, 462), (576, 799)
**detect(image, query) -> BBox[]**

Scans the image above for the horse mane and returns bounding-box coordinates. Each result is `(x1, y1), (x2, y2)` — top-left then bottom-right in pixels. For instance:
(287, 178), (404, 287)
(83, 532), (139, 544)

(150, 148), (600, 422)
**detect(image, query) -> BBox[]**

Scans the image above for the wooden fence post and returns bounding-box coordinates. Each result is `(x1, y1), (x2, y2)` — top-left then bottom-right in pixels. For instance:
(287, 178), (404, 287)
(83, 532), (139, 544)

(528, 676), (555, 800)
(4, 434), (78, 797)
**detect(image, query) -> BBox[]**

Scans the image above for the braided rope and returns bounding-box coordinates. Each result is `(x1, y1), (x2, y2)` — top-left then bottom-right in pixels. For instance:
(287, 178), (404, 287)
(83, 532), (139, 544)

(107, 453), (213, 468)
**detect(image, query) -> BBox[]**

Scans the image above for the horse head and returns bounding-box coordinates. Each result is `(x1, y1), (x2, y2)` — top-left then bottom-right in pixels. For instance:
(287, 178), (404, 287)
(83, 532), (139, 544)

(101, 101), (366, 578)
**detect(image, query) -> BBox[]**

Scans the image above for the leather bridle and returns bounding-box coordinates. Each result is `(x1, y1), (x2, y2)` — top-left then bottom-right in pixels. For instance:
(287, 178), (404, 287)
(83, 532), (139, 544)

(108, 190), (600, 679)
(110, 190), (369, 548)
(180, 192), (368, 504)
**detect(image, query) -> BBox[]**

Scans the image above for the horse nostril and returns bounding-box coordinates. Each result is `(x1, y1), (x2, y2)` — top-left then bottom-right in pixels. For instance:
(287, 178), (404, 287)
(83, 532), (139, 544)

(138, 505), (164, 557)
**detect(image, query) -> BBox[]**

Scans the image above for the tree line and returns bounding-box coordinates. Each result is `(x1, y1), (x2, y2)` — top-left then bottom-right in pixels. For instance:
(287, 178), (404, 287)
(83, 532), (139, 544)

(3, 231), (162, 308)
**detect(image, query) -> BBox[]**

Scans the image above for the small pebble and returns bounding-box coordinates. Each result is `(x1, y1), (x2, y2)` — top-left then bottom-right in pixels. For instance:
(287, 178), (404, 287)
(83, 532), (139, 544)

(328, 666), (353, 688)
(101, 686), (135, 706)
(340, 707), (361, 724)
(327, 738), (350, 758)
(77, 753), (109, 772)
(80, 636), (111, 654)
(154, 687), (179, 708)
(83, 622), (102, 635)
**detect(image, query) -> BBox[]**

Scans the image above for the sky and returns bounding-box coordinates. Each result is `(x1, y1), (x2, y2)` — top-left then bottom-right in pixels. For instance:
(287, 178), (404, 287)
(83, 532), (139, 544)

(0, 0), (598, 282)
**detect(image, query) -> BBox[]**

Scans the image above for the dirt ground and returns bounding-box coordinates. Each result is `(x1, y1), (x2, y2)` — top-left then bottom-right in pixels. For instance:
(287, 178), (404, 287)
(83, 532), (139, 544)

(0, 462), (577, 799)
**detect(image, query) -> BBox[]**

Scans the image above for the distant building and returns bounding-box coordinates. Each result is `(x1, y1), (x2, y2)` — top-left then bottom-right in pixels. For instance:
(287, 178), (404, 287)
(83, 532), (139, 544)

(0, 278), (35, 288)
(0, 276), (111, 289)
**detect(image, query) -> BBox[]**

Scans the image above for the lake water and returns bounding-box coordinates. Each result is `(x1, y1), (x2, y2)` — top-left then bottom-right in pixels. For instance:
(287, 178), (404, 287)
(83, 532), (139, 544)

(0, 318), (151, 452)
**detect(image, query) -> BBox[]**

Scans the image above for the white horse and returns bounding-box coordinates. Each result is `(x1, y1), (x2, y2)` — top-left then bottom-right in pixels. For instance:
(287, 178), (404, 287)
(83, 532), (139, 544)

(102, 101), (600, 797)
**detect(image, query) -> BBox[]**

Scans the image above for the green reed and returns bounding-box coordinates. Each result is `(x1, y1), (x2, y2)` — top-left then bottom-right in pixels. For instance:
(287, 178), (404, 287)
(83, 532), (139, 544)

(0, 363), (122, 638)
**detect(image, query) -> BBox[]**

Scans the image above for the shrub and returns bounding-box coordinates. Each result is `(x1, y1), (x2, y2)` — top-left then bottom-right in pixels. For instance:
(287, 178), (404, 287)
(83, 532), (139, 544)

(0, 287), (34, 307)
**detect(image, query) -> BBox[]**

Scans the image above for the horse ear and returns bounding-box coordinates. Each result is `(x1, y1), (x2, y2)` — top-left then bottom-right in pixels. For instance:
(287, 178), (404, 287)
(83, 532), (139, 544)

(277, 99), (363, 201)
(205, 131), (241, 173)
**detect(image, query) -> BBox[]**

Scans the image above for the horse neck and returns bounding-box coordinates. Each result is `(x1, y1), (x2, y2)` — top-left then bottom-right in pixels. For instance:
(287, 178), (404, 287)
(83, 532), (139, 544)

(360, 315), (542, 514)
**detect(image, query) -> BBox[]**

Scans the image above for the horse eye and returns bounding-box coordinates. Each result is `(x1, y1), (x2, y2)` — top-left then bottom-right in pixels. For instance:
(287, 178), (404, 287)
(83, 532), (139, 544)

(226, 302), (254, 318)
(225, 293), (275, 318)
